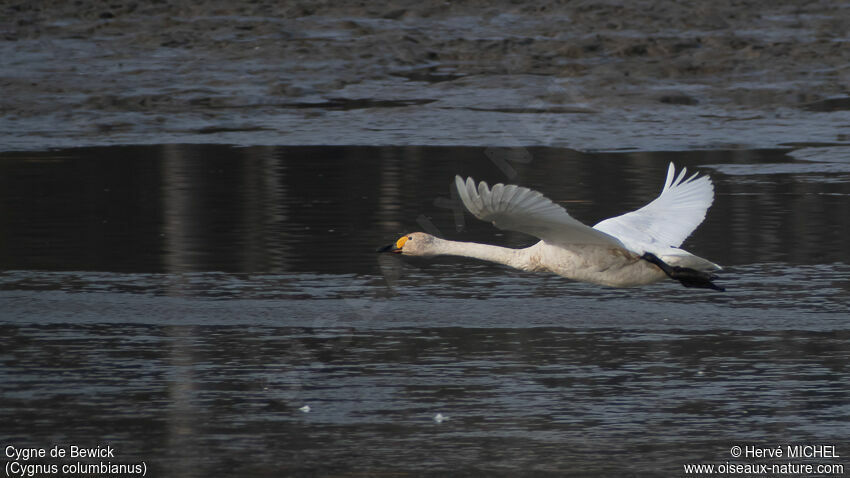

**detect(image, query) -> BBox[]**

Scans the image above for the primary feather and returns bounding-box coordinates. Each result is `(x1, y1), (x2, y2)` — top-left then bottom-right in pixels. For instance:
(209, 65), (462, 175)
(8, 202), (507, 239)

(593, 162), (714, 253)
(454, 176), (625, 248)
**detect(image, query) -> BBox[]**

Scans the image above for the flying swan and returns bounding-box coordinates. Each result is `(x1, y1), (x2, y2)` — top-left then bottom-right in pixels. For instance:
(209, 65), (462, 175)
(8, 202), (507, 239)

(379, 163), (724, 291)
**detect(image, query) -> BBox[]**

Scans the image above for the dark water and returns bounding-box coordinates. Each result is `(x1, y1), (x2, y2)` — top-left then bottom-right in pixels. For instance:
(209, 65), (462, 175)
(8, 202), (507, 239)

(1, 145), (849, 477)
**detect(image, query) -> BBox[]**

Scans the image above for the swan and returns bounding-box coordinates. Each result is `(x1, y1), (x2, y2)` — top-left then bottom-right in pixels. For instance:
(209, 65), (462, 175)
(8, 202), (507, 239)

(378, 163), (724, 291)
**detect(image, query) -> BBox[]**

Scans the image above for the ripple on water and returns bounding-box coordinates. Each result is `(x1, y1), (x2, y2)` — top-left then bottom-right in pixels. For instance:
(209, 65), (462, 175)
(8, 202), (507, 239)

(1, 145), (849, 476)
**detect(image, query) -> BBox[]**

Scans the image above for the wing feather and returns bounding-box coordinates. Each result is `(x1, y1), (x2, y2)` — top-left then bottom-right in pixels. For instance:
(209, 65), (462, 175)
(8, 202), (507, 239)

(593, 162), (714, 253)
(455, 176), (624, 248)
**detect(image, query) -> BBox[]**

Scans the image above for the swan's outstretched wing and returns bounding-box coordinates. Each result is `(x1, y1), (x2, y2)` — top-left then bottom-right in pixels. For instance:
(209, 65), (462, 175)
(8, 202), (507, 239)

(593, 163), (714, 253)
(455, 176), (624, 248)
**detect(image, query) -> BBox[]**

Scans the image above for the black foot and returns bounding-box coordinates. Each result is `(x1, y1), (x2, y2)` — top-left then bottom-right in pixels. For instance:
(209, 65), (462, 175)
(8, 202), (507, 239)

(641, 253), (725, 292)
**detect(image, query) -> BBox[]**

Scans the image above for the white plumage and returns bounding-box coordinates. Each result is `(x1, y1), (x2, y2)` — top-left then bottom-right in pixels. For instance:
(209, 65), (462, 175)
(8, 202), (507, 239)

(455, 176), (625, 249)
(594, 163), (714, 252)
(380, 163), (723, 290)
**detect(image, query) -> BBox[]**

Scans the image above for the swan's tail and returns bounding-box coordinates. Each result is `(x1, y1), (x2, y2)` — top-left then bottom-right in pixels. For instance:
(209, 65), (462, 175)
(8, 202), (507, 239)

(660, 248), (722, 271)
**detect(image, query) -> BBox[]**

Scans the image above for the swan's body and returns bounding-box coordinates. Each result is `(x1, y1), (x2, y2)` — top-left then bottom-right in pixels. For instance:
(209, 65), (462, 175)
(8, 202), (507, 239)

(379, 163), (723, 290)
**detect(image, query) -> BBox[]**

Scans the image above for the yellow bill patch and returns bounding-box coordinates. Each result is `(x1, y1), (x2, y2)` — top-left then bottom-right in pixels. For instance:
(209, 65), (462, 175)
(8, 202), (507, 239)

(396, 236), (409, 249)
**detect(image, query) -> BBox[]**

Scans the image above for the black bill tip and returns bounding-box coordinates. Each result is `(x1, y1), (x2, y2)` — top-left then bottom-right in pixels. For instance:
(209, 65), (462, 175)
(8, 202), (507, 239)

(376, 243), (396, 253)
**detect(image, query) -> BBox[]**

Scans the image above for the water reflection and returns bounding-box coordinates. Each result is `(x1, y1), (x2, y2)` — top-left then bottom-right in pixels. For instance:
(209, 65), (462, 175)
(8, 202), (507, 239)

(1, 323), (848, 476)
(1, 145), (849, 273)
(1, 145), (849, 477)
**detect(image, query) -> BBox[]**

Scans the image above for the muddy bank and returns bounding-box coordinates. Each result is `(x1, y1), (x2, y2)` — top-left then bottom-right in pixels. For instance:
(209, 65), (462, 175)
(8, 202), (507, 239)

(2, 0), (850, 151)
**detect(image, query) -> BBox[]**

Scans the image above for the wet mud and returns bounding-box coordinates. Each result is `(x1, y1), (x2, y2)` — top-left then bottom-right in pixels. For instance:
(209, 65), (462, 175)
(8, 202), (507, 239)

(2, 1), (850, 150)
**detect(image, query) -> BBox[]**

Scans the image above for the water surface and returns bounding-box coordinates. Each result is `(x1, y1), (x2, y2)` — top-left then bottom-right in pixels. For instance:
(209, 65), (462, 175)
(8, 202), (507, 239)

(1, 145), (849, 476)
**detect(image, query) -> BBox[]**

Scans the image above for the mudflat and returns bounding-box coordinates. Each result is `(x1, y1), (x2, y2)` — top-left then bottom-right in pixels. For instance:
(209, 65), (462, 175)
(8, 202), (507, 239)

(2, 1), (849, 150)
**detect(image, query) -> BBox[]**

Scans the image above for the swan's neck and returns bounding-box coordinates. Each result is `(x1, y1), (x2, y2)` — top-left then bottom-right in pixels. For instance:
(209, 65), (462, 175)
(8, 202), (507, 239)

(433, 238), (533, 270)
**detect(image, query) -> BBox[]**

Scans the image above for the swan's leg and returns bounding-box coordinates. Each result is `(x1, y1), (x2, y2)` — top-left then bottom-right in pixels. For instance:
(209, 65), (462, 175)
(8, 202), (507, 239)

(641, 253), (725, 291)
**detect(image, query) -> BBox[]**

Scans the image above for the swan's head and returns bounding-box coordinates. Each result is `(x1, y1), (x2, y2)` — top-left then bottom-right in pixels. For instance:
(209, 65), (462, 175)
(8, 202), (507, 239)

(377, 232), (439, 256)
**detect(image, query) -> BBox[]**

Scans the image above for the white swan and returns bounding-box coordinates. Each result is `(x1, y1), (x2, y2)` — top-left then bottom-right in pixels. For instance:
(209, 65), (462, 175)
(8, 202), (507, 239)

(379, 163), (724, 291)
